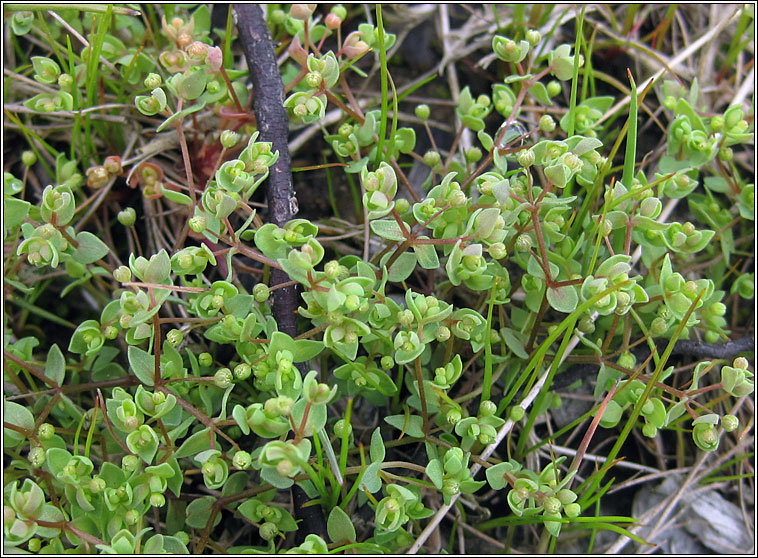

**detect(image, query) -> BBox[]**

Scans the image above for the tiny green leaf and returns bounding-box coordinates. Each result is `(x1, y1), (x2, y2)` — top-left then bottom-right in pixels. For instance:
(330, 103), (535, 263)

(369, 427), (385, 463)
(128, 345), (155, 386)
(44, 344), (65, 386)
(385, 414), (424, 438)
(73, 231), (110, 264)
(547, 284), (579, 313)
(175, 427), (214, 459)
(327, 505), (356, 543)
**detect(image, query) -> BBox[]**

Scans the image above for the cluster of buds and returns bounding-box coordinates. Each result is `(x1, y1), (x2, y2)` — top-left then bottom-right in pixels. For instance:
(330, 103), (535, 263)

(86, 156), (122, 189)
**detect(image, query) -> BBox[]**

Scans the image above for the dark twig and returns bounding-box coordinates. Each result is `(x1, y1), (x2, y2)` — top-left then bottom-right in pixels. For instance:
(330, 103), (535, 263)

(235, 4), (328, 542)
(552, 336), (755, 390)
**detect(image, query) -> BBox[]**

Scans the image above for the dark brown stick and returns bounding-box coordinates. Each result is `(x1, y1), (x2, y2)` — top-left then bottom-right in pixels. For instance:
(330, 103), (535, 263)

(552, 336), (755, 390)
(234, 4), (301, 340)
(234, 4), (327, 542)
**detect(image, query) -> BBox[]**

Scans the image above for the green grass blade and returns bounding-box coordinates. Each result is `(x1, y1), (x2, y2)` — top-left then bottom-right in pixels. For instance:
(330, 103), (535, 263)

(622, 69), (637, 187)
(7, 296), (77, 330)
(3, 3), (140, 15)
(580, 288), (706, 496)
(567, 6), (585, 138)
(374, 5), (389, 167)
(481, 282), (498, 403)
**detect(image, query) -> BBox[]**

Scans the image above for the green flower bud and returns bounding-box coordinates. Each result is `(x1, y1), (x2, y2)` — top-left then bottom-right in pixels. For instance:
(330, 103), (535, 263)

(663, 96), (677, 110)
(479, 400), (497, 417)
(709, 115), (724, 132)
(87, 477), (105, 494)
(543, 496), (562, 515)
(122, 454), (140, 472)
(28, 446), (46, 467)
(220, 130), (241, 149)
(334, 419), (352, 438)
(435, 325), (451, 342)
(330, 4), (347, 19)
(733, 357), (749, 370)
(322, 261), (340, 281)
(704, 331), (720, 343)
(234, 363), (252, 381)
(260, 521), (279, 541)
(721, 414), (739, 432)
(617, 352), (636, 370)
(423, 150), (441, 168)
(525, 29), (541, 47)
(21, 151), (37, 167)
(398, 309), (414, 327)
(201, 460), (216, 477)
(251, 283), (270, 303)
(487, 242), (507, 259)
(517, 149), (535, 167)
(87, 166), (110, 189)
(577, 315), (595, 334)
(27, 539), (41, 552)
(465, 146), (483, 164)
(479, 431), (494, 445)
(150, 492), (165, 507)
(515, 234), (532, 252)
(448, 190), (468, 208)
(124, 509), (140, 525)
(693, 422), (719, 451)
(166, 329), (183, 346)
(304, 374), (335, 405)
(380, 355), (395, 370)
(57, 73), (73, 91)
(344, 294), (361, 312)
(442, 479), (460, 496)
(718, 146), (733, 162)
(211, 294), (225, 310)
(414, 103), (431, 121)
(547, 80), (562, 97)
(639, 196), (661, 218)
(725, 107), (743, 129)
(650, 316), (668, 336)
(446, 408), (462, 425)
(214, 368), (233, 389)
(233, 450), (252, 469)
(709, 302), (727, 316)
(37, 423), (55, 440)
(198, 352), (213, 367)
(144, 73), (162, 89)
(539, 114), (556, 133)
(642, 423), (657, 438)
(188, 214), (207, 233)
(563, 502), (581, 518)
(510, 406), (525, 421)
(113, 265), (132, 283)
(305, 71), (323, 88)
(123, 414), (140, 431)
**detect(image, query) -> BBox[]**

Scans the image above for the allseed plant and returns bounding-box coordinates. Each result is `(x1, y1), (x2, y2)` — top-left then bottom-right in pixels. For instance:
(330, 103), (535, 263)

(2, 4), (754, 554)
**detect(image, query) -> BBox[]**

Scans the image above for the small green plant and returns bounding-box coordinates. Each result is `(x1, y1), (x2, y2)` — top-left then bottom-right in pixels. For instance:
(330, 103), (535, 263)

(3, 3), (754, 554)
